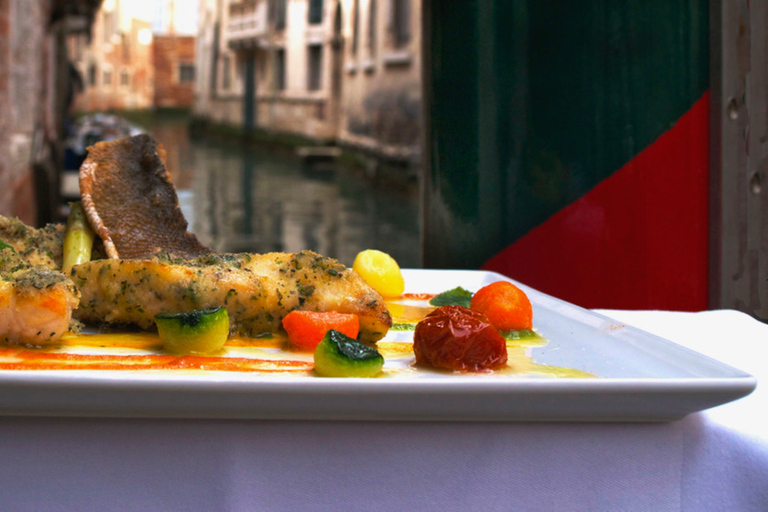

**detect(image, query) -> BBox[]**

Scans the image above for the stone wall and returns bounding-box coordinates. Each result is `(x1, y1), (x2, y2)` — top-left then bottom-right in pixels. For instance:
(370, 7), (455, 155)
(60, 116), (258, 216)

(336, 0), (422, 162)
(257, 95), (335, 141)
(0, 0), (12, 219)
(204, 96), (243, 126)
(0, 0), (50, 225)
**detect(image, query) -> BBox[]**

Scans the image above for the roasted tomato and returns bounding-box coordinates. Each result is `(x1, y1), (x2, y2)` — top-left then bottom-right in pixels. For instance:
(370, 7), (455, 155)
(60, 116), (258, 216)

(413, 305), (508, 372)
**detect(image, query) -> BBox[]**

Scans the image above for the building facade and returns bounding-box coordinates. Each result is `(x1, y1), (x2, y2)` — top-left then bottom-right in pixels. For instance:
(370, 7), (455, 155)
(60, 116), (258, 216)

(337, 0), (421, 161)
(70, 3), (155, 112)
(71, 0), (197, 113)
(153, 35), (197, 108)
(194, 0), (421, 161)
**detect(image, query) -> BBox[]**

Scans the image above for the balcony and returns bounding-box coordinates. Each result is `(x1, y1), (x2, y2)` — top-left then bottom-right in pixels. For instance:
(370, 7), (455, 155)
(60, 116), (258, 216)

(226, 0), (268, 48)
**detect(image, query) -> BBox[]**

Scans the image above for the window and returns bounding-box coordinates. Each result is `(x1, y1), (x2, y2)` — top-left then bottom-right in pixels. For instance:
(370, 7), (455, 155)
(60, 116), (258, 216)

(307, 45), (322, 91)
(179, 64), (195, 83)
(102, 11), (112, 43)
(222, 54), (231, 90)
(391, 0), (410, 48)
(88, 64), (97, 87)
(271, 0), (287, 30)
(103, 70), (112, 86)
(258, 52), (266, 81)
(122, 33), (130, 61)
(120, 70), (129, 87)
(368, 0), (377, 56)
(274, 49), (286, 91)
(352, 0), (359, 54)
(308, 0), (323, 24)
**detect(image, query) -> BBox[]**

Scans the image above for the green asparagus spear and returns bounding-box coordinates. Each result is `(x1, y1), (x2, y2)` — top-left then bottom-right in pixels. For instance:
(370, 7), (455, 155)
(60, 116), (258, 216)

(62, 202), (95, 273)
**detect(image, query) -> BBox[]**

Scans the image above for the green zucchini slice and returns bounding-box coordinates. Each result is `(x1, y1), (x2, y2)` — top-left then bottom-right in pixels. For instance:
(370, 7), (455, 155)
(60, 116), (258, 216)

(155, 307), (229, 355)
(313, 329), (384, 378)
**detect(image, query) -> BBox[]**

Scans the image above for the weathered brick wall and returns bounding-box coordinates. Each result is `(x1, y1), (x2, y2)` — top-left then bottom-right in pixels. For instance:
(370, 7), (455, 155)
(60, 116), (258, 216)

(153, 35), (196, 108)
(0, 0), (51, 225)
(0, 0), (11, 218)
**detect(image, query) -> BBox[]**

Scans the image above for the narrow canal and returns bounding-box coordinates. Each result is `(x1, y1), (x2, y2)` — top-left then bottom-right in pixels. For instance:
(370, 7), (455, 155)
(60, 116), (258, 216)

(140, 112), (422, 269)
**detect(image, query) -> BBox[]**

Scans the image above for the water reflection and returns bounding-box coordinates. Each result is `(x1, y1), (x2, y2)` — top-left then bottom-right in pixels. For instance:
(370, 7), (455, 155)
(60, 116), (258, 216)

(143, 115), (421, 269)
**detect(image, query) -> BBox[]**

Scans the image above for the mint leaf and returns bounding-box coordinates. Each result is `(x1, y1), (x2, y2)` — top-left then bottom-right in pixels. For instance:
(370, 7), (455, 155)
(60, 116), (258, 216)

(429, 286), (473, 308)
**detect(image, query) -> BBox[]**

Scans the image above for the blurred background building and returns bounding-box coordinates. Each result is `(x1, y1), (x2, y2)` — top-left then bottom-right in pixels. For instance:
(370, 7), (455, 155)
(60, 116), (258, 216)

(194, 0), (421, 163)
(69, 0), (197, 112)
(0, 0), (764, 320)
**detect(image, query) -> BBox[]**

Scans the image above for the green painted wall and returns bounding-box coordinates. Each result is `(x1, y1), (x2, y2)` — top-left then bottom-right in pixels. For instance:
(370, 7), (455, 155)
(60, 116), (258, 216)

(422, 0), (709, 269)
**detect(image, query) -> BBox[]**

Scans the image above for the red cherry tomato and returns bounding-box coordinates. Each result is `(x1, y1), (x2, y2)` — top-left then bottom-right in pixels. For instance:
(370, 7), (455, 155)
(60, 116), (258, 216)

(413, 305), (508, 372)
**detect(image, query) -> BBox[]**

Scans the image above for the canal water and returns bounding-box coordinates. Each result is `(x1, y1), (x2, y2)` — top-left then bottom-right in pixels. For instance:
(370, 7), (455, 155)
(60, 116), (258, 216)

(141, 112), (422, 269)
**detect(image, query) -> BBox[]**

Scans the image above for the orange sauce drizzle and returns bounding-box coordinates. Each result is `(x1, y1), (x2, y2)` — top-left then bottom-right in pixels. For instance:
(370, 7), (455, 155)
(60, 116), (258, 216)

(386, 302), (435, 325)
(0, 346), (312, 372)
(399, 293), (437, 301)
(0, 331), (311, 373)
(0, 348), (314, 372)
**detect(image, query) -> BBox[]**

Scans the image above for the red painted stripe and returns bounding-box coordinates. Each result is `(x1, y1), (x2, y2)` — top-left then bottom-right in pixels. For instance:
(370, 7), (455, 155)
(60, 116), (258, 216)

(483, 92), (709, 311)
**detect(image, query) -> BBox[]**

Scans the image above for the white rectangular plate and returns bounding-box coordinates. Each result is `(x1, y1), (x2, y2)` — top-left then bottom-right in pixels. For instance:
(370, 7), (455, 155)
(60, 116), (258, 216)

(0, 270), (756, 421)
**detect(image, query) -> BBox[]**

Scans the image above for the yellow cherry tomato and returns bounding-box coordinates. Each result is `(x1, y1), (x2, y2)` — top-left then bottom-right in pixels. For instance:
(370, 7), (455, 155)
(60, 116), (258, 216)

(352, 249), (405, 299)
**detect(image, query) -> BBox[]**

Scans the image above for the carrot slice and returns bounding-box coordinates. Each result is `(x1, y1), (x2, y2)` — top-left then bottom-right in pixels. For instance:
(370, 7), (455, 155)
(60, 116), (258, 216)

(282, 311), (360, 350)
(470, 281), (532, 331)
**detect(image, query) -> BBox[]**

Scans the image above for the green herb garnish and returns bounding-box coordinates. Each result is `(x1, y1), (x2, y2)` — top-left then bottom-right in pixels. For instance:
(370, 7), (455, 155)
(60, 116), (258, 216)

(429, 286), (473, 308)
(500, 329), (539, 341)
(0, 239), (15, 253)
(500, 329), (547, 347)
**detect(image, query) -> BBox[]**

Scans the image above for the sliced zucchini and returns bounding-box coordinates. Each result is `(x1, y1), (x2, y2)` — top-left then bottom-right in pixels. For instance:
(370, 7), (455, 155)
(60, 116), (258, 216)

(314, 329), (384, 377)
(155, 307), (229, 355)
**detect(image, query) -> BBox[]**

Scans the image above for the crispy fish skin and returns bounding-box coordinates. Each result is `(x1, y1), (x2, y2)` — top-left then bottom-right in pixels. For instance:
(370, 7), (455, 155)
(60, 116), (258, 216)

(71, 250), (392, 342)
(80, 134), (212, 260)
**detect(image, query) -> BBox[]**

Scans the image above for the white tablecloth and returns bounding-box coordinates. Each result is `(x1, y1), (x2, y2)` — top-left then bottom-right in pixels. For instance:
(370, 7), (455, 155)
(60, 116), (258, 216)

(0, 310), (765, 511)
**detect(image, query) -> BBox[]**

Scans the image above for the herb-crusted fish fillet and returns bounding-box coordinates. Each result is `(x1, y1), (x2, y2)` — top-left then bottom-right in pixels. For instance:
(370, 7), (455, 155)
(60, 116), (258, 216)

(0, 267), (80, 345)
(0, 216), (65, 270)
(0, 247), (79, 346)
(71, 250), (392, 342)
